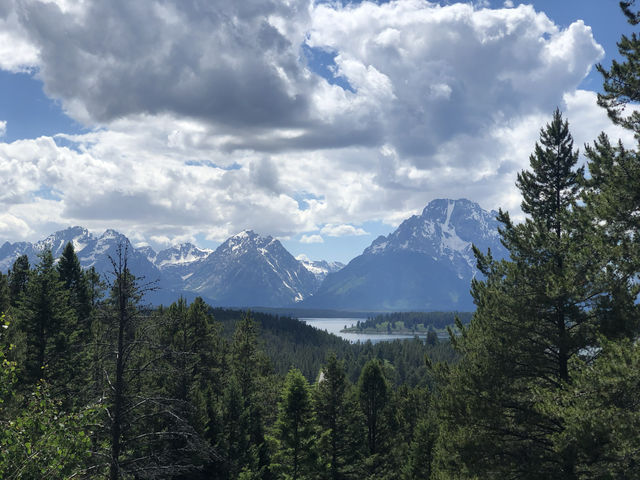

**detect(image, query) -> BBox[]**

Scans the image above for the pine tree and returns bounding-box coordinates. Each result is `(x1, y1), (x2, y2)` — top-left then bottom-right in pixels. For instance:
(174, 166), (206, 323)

(402, 415), (437, 480)
(270, 368), (317, 479)
(229, 312), (273, 479)
(156, 297), (224, 471)
(315, 353), (365, 480)
(221, 374), (250, 480)
(434, 111), (607, 479)
(57, 242), (92, 329)
(582, 133), (640, 338)
(542, 338), (640, 478)
(17, 250), (76, 388)
(0, 273), (9, 316)
(8, 255), (29, 307)
(597, 1), (640, 132)
(357, 359), (390, 457)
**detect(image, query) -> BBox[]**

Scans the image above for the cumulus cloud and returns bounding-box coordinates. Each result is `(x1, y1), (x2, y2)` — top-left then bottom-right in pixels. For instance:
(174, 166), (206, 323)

(307, 2), (603, 159)
(14, 0), (314, 127)
(320, 224), (368, 237)
(300, 234), (324, 244)
(0, 121), (5, 137)
(0, 0), (629, 252)
(0, 5), (39, 72)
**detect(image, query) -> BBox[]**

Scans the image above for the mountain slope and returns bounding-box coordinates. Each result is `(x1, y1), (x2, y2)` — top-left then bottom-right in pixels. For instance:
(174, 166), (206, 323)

(303, 199), (507, 311)
(184, 230), (318, 307)
(298, 258), (345, 287)
(152, 243), (212, 288)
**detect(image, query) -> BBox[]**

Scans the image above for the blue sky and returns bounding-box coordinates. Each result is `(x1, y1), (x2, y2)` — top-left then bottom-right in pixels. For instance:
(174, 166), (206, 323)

(0, 0), (635, 263)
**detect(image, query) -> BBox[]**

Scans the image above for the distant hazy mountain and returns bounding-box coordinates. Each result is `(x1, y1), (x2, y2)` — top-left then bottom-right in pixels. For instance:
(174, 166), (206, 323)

(303, 199), (507, 311)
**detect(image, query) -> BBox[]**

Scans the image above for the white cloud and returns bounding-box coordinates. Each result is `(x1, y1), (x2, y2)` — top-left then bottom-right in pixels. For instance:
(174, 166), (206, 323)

(0, 0), (628, 250)
(320, 224), (368, 237)
(0, 5), (39, 72)
(0, 121), (6, 137)
(300, 234), (324, 244)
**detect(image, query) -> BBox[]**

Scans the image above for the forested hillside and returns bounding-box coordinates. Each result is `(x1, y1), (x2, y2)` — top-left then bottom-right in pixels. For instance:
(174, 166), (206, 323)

(0, 243), (454, 478)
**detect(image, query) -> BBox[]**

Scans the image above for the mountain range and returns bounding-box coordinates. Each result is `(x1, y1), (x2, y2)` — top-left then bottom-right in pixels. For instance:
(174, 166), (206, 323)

(0, 198), (506, 310)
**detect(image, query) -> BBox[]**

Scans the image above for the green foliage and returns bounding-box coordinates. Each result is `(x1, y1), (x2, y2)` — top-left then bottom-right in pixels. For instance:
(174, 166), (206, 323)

(58, 242), (93, 327)
(597, 1), (640, 132)
(8, 255), (29, 307)
(402, 415), (437, 480)
(315, 353), (365, 479)
(434, 110), (612, 479)
(358, 359), (390, 457)
(0, 272), (9, 316)
(0, 383), (100, 480)
(355, 311), (472, 333)
(541, 339), (640, 479)
(269, 368), (317, 479)
(17, 250), (77, 387)
(0, 314), (101, 479)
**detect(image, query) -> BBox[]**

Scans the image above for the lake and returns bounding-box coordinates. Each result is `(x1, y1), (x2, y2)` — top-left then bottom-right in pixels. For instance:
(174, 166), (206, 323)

(300, 317), (440, 343)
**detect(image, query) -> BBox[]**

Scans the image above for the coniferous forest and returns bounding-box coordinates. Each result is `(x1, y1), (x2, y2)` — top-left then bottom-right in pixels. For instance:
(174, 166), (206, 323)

(2, 2), (640, 479)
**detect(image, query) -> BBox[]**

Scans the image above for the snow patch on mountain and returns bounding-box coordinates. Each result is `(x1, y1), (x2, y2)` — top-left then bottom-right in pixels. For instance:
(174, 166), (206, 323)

(297, 256), (345, 283)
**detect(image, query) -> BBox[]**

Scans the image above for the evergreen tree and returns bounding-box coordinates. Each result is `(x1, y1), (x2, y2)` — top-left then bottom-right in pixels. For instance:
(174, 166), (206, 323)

(96, 245), (202, 479)
(229, 312), (273, 479)
(315, 353), (365, 480)
(434, 111), (606, 479)
(8, 255), (29, 307)
(221, 374), (251, 480)
(157, 296), (224, 472)
(17, 250), (76, 387)
(357, 359), (390, 457)
(0, 315), (100, 479)
(0, 273), (9, 316)
(542, 338), (640, 479)
(402, 415), (437, 480)
(57, 242), (92, 328)
(582, 134), (640, 338)
(270, 368), (317, 479)
(597, 0), (640, 132)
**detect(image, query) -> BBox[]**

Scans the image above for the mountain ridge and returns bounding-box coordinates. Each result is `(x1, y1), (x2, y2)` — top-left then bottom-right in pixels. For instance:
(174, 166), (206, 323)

(0, 198), (503, 310)
(302, 198), (507, 311)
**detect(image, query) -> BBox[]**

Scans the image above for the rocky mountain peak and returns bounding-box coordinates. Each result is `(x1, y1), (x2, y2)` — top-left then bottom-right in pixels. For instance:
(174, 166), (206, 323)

(155, 243), (211, 268)
(36, 226), (95, 255)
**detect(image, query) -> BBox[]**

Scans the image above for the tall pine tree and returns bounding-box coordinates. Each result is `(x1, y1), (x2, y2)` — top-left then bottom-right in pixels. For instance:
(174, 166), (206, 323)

(315, 353), (365, 480)
(434, 111), (607, 479)
(17, 250), (76, 388)
(270, 368), (317, 479)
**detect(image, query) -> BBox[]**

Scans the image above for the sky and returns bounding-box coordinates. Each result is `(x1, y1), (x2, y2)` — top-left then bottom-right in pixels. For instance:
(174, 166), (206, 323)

(0, 0), (636, 263)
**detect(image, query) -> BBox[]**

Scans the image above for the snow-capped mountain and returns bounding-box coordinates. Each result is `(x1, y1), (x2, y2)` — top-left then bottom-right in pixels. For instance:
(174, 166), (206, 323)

(0, 227), (335, 307)
(184, 230), (318, 307)
(364, 198), (504, 281)
(0, 200), (504, 310)
(152, 243), (212, 287)
(155, 243), (212, 269)
(303, 199), (507, 311)
(0, 227), (169, 303)
(0, 241), (38, 272)
(0, 226), (94, 272)
(298, 257), (345, 286)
